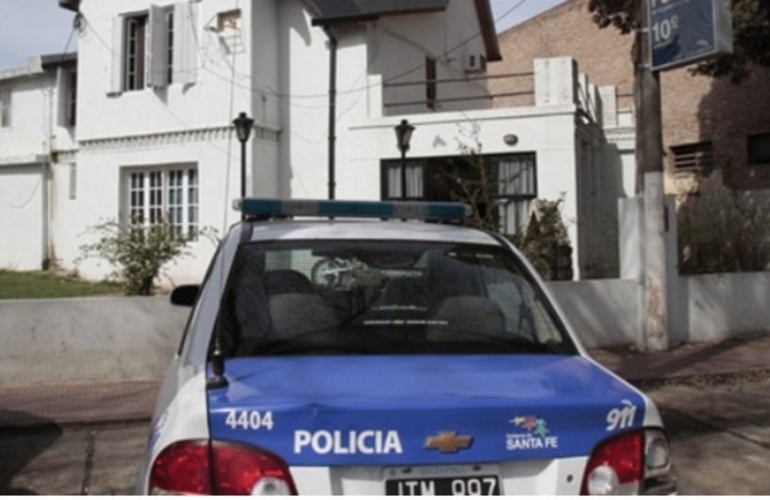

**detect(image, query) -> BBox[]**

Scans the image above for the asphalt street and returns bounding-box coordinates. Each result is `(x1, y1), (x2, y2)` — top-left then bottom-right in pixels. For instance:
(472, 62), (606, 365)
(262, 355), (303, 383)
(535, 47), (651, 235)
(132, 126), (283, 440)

(2, 378), (770, 495)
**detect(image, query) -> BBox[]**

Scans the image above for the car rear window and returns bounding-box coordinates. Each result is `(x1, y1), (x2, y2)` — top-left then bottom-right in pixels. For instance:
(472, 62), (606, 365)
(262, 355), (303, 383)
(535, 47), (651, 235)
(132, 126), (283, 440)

(213, 240), (576, 357)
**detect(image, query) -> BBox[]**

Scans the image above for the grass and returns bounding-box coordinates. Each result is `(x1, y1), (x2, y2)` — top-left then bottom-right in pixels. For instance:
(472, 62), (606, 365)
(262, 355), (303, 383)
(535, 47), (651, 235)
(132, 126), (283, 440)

(0, 270), (124, 299)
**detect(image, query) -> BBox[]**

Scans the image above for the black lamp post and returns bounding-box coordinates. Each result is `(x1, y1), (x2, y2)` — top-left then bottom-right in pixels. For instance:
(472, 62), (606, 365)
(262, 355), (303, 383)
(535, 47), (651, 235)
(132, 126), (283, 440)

(233, 111), (254, 200)
(394, 119), (415, 200)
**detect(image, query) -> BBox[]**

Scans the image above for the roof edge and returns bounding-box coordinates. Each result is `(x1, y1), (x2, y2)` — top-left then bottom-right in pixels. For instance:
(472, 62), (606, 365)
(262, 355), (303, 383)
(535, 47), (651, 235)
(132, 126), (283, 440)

(475, 0), (502, 61)
(58, 0), (80, 12)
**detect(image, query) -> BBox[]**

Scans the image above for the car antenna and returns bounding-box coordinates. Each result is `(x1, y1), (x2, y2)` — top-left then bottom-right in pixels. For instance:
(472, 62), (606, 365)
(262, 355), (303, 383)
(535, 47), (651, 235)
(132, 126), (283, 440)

(207, 238), (231, 390)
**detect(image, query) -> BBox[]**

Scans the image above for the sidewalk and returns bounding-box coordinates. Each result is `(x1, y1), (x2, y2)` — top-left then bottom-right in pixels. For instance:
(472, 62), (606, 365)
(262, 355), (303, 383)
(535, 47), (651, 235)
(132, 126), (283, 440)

(590, 332), (770, 385)
(1, 334), (769, 428)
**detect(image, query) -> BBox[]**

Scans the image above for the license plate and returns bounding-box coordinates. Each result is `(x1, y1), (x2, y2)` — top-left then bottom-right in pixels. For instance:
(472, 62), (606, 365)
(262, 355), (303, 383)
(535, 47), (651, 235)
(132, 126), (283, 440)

(385, 475), (500, 496)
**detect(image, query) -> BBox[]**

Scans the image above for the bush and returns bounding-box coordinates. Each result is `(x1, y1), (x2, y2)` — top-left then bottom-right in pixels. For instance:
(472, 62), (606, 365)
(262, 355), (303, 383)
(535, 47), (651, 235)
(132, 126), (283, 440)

(678, 181), (770, 274)
(79, 217), (203, 295)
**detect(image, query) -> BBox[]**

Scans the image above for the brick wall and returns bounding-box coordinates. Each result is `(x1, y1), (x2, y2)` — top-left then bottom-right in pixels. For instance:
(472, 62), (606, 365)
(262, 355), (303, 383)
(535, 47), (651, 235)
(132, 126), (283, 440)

(490, 0), (770, 191)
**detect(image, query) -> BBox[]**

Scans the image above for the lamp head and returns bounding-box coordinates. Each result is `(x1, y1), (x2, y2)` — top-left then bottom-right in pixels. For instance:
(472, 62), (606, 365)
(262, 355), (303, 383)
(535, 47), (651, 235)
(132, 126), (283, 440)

(233, 112), (255, 143)
(394, 119), (415, 153)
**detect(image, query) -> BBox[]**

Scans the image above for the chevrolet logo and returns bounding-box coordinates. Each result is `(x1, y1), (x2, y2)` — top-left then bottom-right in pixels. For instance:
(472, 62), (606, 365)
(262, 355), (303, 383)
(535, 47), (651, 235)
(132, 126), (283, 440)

(424, 432), (473, 453)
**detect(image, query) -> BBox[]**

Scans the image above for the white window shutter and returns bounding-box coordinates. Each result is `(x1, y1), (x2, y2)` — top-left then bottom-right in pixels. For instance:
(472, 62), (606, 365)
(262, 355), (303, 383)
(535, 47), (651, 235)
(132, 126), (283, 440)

(110, 16), (124, 95)
(147, 4), (168, 88)
(173, 2), (198, 85)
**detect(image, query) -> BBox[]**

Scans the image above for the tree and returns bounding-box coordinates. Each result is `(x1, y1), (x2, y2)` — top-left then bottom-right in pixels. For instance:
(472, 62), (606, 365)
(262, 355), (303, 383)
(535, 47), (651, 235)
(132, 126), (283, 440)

(79, 217), (211, 295)
(588, 0), (770, 82)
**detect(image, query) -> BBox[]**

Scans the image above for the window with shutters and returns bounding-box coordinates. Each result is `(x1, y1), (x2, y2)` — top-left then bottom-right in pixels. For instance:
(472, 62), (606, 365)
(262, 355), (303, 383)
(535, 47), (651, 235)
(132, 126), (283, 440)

(112, 4), (198, 94)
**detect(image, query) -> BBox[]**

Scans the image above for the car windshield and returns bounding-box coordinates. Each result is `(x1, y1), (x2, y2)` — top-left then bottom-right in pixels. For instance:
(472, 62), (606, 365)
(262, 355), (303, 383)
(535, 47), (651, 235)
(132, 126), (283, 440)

(215, 240), (576, 357)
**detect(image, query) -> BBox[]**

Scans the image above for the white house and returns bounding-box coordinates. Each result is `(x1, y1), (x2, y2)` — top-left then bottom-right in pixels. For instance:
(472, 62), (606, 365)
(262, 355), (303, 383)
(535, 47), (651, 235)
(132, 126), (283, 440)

(0, 0), (628, 286)
(0, 53), (77, 271)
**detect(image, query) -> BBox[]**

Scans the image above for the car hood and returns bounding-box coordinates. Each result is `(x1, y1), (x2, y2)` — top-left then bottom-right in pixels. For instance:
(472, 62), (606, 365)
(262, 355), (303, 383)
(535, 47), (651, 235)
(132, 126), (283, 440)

(207, 355), (646, 466)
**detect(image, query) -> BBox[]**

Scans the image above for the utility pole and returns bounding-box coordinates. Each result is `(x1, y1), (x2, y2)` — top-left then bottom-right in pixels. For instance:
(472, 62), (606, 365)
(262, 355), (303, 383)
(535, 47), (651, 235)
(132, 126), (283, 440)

(635, 0), (669, 351)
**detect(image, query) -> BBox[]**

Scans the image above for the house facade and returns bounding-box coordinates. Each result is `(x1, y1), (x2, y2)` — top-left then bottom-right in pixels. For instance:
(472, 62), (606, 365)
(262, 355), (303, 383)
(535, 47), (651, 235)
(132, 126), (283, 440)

(0, 0), (629, 285)
(0, 54), (77, 271)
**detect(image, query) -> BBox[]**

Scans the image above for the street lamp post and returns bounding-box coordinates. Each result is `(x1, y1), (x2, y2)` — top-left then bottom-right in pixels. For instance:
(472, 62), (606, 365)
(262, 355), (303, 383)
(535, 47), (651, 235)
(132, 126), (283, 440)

(394, 119), (415, 200)
(233, 111), (255, 201)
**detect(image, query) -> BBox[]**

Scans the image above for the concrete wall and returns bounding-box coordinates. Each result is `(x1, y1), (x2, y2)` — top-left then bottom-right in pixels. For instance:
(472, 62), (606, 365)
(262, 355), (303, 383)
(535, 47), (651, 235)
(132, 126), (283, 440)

(546, 279), (642, 349)
(0, 296), (188, 385)
(4, 271), (770, 384)
(672, 272), (770, 346)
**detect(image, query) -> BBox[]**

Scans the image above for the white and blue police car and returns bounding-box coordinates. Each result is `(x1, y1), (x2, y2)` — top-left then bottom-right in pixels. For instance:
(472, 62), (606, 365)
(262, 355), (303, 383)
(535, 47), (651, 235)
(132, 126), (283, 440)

(136, 198), (676, 495)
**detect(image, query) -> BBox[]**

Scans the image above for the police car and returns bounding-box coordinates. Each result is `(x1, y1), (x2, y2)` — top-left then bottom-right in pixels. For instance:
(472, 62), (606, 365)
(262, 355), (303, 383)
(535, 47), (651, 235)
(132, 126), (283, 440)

(136, 198), (676, 495)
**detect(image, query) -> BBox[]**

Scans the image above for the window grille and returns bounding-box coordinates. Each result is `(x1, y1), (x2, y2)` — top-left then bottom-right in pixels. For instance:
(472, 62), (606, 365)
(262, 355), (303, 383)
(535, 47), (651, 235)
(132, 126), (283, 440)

(126, 166), (199, 240)
(671, 142), (714, 172)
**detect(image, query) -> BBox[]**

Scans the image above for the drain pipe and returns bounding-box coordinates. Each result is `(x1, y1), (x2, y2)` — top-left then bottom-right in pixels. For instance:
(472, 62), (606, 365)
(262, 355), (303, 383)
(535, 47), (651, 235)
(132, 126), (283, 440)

(323, 25), (337, 200)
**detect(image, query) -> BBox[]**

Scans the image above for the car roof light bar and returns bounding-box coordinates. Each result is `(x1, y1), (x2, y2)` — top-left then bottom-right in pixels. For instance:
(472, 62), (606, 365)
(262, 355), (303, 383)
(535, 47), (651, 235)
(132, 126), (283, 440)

(234, 198), (471, 222)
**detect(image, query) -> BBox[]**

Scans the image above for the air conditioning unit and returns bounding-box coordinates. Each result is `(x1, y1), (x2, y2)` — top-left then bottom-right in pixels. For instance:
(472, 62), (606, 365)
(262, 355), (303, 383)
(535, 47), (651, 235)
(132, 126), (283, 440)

(464, 53), (487, 74)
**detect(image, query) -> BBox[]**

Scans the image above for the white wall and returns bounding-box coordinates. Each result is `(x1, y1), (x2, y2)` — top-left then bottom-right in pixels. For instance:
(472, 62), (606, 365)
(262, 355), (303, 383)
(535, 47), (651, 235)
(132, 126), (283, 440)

(0, 57), (77, 270)
(0, 58), (77, 163)
(376, 1), (491, 115)
(673, 272), (770, 345)
(547, 279), (642, 348)
(0, 165), (45, 269)
(0, 69), (54, 156)
(277, 0), (496, 201)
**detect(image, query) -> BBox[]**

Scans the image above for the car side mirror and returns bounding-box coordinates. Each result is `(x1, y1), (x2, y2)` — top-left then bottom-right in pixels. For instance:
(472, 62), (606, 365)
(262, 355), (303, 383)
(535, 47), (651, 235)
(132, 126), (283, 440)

(170, 285), (200, 307)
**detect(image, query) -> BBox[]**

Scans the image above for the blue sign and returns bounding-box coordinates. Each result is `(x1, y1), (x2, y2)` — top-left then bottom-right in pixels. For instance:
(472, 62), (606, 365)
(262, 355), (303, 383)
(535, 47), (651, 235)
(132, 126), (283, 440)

(649, 0), (733, 71)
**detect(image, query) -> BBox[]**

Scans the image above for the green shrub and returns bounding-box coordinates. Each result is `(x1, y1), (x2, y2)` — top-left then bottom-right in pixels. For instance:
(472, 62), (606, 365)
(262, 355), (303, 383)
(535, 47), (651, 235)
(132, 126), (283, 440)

(79, 217), (205, 295)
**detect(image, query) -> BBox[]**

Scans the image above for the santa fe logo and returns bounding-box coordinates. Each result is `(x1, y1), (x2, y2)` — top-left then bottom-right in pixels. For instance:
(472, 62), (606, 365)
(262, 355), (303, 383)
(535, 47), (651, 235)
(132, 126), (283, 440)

(506, 416), (559, 451)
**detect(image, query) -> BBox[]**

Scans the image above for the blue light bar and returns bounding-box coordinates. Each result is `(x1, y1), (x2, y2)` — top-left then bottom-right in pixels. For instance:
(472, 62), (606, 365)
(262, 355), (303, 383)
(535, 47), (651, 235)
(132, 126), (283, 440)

(235, 198), (470, 221)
